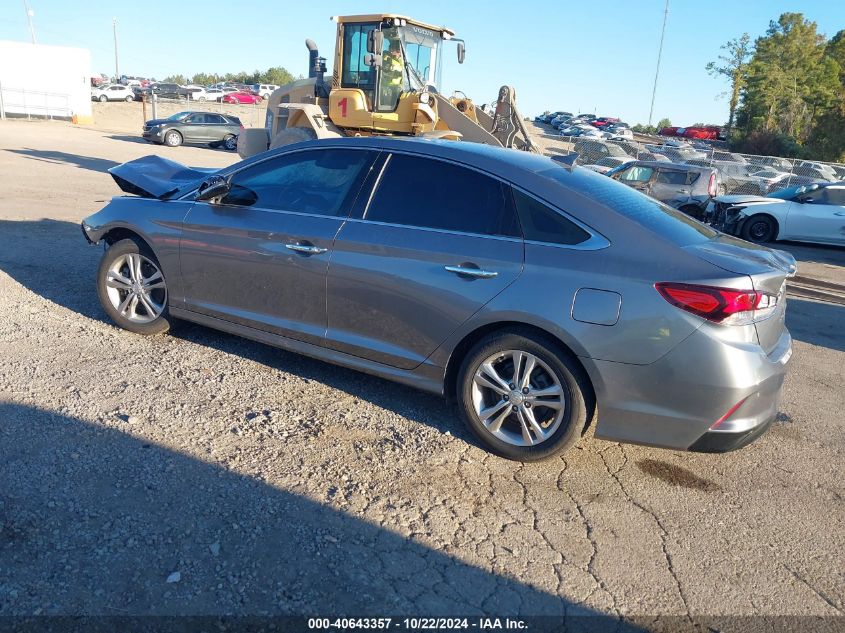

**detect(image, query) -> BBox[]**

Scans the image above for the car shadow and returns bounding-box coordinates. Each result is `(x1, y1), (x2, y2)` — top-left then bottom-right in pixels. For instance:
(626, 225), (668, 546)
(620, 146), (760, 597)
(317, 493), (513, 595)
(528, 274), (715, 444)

(0, 218), (481, 448)
(0, 402), (639, 627)
(107, 135), (235, 153)
(3, 148), (120, 173)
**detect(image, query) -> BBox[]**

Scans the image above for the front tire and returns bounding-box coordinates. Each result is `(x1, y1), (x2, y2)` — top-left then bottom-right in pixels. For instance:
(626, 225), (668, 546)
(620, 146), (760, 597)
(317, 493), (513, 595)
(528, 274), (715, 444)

(99, 95), (108, 102)
(741, 214), (777, 243)
(96, 238), (171, 335)
(457, 330), (592, 461)
(164, 130), (183, 147)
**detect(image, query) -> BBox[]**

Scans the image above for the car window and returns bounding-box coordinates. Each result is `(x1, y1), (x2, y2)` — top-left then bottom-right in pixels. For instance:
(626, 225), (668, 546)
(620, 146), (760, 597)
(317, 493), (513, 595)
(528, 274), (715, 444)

(824, 188), (845, 206)
(220, 149), (376, 216)
(618, 166), (654, 182)
(205, 114), (226, 124)
(365, 154), (520, 237)
(655, 170), (687, 185)
(185, 114), (205, 124)
(513, 189), (590, 246)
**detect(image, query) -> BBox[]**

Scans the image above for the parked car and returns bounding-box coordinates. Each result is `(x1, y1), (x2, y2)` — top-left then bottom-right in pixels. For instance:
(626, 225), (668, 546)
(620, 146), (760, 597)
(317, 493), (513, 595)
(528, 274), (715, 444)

(708, 182), (845, 245)
(684, 160), (765, 195)
(793, 160), (837, 182)
(644, 145), (704, 162)
(206, 87), (238, 102)
(573, 140), (631, 162)
(606, 128), (634, 141)
(550, 114), (574, 129)
(535, 111), (571, 124)
(145, 83), (191, 100)
(184, 85), (208, 101)
(81, 137), (794, 461)
(658, 127), (682, 137)
(222, 91), (263, 105)
(582, 156), (634, 174)
(746, 156), (793, 172)
(682, 126), (720, 140)
(607, 160), (719, 219)
(142, 111), (242, 149)
(91, 84), (135, 102)
(251, 83), (279, 99)
(711, 151), (747, 163)
(561, 126), (604, 139)
(591, 117), (620, 128)
(576, 113), (596, 121)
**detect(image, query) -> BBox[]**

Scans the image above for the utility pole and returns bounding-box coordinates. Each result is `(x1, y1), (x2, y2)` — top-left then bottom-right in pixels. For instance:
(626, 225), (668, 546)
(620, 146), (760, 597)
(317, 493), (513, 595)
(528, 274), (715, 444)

(113, 18), (120, 83)
(648, 0), (669, 126)
(23, 0), (36, 44)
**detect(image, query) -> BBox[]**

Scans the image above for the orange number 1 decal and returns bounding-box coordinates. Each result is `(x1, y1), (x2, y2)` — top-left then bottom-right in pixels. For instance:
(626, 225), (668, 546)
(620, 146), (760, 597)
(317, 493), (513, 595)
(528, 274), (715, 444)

(338, 97), (348, 117)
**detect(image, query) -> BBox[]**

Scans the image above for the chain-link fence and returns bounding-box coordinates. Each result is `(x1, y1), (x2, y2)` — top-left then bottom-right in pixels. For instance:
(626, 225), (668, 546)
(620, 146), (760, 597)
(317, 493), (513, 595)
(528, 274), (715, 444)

(551, 135), (845, 197)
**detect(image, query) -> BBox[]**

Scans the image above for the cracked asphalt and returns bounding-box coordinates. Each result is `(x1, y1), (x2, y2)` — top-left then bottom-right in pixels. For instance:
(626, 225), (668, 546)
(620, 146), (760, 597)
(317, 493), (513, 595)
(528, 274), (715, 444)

(0, 121), (843, 627)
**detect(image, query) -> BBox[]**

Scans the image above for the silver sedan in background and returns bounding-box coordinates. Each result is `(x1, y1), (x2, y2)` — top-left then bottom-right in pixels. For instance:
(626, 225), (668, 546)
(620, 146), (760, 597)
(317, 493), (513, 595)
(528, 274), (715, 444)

(82, 138), (795, 461)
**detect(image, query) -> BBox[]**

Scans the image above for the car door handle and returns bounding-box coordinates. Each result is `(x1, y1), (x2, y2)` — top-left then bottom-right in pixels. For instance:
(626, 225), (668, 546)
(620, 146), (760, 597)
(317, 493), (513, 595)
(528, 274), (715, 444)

(444, 265), (498, 279)
(285, 243), (328, 255)
(834, 212), (845, 217)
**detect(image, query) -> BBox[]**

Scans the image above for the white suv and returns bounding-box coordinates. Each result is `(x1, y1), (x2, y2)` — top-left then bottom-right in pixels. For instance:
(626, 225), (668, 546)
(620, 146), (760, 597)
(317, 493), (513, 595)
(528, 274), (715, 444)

(251, 83), (279, 99)
(91, 84), (135, 102)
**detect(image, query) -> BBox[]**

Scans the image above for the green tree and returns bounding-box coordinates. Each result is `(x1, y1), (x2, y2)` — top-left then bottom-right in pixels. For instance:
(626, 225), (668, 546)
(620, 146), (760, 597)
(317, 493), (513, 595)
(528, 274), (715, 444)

(163, 74), (187, 85)
(740, 13), (839, 141)
(656, 117), (672, 129)
(262, 66), (295, 86)
(706, 33), (752, 136)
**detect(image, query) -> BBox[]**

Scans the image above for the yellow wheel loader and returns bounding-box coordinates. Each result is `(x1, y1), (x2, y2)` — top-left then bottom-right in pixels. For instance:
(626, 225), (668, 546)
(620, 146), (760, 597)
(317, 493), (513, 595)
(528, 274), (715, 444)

(237, 14), (536, 158)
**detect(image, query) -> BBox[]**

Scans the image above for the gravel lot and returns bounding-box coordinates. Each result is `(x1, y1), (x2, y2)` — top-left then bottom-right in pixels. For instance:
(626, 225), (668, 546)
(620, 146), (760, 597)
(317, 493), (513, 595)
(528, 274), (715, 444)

(0, 120), (843, 628)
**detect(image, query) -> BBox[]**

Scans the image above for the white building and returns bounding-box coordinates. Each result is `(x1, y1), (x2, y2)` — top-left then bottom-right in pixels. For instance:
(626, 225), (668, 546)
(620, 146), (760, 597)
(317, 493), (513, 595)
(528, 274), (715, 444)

(0, 41), (92, 122)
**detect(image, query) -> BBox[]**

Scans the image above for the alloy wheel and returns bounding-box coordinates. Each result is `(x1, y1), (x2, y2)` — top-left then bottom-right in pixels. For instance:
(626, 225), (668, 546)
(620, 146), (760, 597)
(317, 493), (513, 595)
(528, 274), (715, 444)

(104, 253), (167, 323)
(471, 350), (566, 447)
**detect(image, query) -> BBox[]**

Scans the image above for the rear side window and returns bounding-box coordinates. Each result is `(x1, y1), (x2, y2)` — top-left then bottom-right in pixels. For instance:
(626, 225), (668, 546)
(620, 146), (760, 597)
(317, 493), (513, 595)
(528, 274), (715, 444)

(512, 189), (590, 245)
(365, 154), (520, 237)
(220, 149), (375, 216)
(655, 170), (687, 185)
(618, 166), (654, 182)
(824, 188), (845, 206)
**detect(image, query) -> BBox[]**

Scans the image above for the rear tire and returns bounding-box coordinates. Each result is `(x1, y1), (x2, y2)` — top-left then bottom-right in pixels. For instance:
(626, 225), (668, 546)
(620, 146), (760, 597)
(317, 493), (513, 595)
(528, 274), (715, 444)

(269, 126), (317, 150)
(223, 134), (237, 151)
(741, 214), (777, 243)
(96, 238), (171, 335)
(164, 130), (183, 147)
(457, 330), (592, 461)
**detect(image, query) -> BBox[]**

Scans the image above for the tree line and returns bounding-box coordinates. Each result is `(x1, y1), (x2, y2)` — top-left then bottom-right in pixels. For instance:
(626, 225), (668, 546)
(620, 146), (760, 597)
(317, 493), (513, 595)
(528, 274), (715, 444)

(709, 12), (845, 161)
(162, 67), (299, 88)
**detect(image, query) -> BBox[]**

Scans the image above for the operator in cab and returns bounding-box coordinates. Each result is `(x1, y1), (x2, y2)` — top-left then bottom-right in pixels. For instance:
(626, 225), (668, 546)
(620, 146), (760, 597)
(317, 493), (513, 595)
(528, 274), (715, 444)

(381, 36), (405, 108)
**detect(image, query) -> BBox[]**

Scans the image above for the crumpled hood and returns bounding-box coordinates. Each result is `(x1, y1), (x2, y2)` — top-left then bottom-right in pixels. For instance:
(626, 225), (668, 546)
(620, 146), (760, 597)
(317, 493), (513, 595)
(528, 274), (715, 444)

(108, 155), (217, 199)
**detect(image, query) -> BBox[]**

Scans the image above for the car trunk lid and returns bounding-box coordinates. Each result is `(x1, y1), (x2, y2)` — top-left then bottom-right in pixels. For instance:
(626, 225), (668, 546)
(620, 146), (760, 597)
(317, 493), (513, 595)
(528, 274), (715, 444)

(684, 234), (795, 354)
(108, 155), (216, 199)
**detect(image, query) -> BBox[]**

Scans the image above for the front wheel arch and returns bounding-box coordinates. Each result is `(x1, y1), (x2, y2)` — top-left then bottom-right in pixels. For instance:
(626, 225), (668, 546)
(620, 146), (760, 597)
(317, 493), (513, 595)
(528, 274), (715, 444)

(741, 213), (780, 243)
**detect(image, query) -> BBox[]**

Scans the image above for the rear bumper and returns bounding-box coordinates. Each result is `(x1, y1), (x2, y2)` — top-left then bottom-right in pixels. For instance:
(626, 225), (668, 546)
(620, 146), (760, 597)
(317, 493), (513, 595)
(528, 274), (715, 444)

(587, 325), (791, 452)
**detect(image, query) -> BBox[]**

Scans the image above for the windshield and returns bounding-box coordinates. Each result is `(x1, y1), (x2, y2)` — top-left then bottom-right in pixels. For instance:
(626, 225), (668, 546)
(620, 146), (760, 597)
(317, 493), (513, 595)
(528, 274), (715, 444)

(768, 184), (816, 199)
(400, 24), (441, 88)
(166, 112), (191, 121)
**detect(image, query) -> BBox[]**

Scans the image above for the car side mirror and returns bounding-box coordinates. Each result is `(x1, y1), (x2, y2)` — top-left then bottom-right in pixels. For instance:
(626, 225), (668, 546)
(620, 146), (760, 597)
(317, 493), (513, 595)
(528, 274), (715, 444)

(364, 52), (382, 68)
(367, 30), (384, 54)
(457, 41), (466, 64)
(196, 175), (230, 202)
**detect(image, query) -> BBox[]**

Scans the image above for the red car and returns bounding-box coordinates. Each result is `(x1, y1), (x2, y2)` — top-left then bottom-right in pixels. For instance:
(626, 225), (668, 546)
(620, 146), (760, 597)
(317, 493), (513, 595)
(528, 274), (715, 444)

(222, 92), (263, 105)
(591, 116), (620, 128)
(682, 126), (721, 140)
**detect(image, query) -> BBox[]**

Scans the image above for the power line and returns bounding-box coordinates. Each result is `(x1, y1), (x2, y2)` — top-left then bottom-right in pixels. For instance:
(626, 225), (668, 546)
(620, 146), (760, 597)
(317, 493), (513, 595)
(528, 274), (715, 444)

(648, 0), (669, 126)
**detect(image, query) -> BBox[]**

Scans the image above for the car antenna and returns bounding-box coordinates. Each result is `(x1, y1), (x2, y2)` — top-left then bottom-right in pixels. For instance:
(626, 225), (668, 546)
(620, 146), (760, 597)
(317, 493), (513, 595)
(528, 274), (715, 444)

(551, 152), (578, 171)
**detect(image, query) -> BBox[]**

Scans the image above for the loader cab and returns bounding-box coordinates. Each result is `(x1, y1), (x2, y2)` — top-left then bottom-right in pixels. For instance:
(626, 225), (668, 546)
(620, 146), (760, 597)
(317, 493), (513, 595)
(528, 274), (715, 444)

(331, 14), (461, 132)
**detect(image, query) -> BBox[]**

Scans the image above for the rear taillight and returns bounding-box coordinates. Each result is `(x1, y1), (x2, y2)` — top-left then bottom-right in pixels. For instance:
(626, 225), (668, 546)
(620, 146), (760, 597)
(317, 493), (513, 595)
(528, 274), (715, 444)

(655, 282), (778, 325)
(707, 172), (716, 198)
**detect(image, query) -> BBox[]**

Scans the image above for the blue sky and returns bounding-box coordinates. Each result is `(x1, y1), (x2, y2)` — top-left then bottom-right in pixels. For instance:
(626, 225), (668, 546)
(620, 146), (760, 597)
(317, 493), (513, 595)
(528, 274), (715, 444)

(2, 0), (844, 126)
